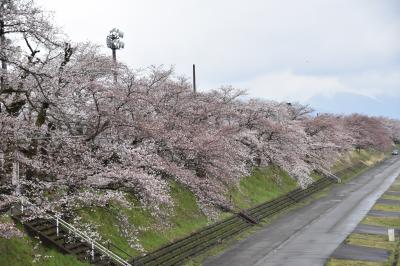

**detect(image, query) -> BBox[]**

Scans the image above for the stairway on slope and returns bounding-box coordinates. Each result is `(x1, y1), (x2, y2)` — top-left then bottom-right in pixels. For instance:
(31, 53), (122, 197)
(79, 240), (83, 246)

(12, 213), (116, 266)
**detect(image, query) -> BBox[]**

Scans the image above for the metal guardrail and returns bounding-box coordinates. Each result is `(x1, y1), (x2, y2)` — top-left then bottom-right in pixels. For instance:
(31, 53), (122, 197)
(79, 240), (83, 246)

(54, 215), (131, 266)
(14, 199), (132, 266)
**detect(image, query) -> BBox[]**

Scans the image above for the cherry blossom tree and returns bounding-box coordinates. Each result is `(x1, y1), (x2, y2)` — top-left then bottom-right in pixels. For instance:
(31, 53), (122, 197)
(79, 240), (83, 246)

(301, 114), (353, 173)
(1, 0), (400, 240)
(382, 118), (400, 144)
(344, 114), (393, 151)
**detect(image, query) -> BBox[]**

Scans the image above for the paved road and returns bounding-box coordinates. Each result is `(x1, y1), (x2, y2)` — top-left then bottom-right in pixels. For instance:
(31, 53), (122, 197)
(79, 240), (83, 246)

(205, 157), (400, 266)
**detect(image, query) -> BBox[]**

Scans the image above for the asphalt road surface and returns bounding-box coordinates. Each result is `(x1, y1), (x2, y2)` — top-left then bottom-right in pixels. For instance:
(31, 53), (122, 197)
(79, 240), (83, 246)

(205, 157), (400, 266)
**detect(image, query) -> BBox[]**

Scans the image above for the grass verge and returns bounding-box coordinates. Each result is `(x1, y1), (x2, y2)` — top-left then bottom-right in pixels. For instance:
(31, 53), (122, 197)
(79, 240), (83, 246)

(346, 234), (396, 250)
(390, 183), (400, 192)
(381, 194), (400, 201)
(362, 216), (400, 228)
(326, 259), (384, 266)
(373, 204), (400, 212)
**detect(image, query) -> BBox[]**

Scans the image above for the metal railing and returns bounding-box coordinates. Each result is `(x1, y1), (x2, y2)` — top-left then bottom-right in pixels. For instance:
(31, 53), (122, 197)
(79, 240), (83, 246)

(54, 215), (131, 265)
(15, 199), (132, 266)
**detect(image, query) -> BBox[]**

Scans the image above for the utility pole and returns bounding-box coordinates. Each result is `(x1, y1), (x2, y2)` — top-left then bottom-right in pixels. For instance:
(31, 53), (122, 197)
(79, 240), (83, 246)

(192, 64), (196, 93)
(106, 28), (124, 84)
(0, 20), (6, 90)
(112, 49), (116, 64)
(0, 1), (8, 113)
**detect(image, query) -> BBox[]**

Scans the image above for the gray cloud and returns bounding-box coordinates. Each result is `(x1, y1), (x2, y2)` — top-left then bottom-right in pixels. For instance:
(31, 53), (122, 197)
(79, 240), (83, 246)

(36, 0), (400, 116)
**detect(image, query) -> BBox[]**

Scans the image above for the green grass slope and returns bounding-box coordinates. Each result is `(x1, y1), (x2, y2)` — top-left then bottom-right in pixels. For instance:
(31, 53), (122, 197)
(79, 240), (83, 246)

(230, 165), (298, 210)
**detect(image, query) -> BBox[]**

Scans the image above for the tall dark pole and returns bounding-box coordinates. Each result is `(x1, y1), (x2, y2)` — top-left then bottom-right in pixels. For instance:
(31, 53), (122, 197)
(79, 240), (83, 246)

(0, 20), (6, 88)
(106, 28), (124, 84)
(0, 2), (7, 113)
(112, 49), (116, 62)
(193, 64), (196, 93)
(112, 49), (117, 83)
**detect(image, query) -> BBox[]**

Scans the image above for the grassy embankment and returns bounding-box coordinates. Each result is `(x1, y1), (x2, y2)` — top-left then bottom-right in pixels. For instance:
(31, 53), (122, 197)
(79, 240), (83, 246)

(331, 149), (386, 182)
(78, 166), (298, 257)
(0, 149), (387, 265)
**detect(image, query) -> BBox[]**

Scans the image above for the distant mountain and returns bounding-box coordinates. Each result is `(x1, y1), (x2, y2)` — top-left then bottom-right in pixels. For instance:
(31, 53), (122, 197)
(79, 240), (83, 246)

(307, 92), (400, 119)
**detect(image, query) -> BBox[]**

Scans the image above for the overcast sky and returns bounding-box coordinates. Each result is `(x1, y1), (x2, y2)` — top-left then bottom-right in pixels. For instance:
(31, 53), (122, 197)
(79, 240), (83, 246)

(35, 0), (400, 118)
